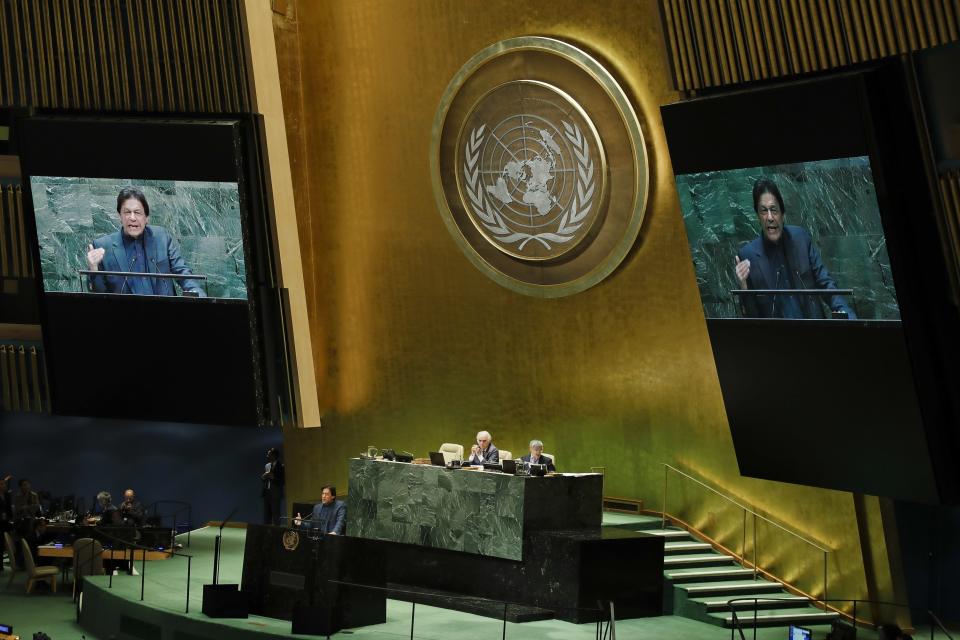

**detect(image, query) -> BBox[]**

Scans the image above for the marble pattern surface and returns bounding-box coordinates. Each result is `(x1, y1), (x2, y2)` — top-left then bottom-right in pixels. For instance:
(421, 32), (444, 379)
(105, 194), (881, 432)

(348, 458), (525, 561)
(676, 157), (900, 319)
(29, 176), (247, 298)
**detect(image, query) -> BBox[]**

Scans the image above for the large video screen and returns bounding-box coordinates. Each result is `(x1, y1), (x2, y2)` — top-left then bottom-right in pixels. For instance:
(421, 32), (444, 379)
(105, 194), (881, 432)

(30, 177), (246, 299)
(676, 156), (899, 321)
(16, 115), (275, 426)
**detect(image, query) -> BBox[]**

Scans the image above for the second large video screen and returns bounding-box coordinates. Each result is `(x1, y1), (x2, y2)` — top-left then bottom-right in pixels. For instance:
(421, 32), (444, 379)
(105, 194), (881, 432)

(676, 155), (899, 321)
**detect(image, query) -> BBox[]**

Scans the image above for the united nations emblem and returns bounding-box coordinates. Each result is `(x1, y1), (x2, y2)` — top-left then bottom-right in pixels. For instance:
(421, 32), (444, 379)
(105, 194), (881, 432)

(460, 81), (604, 261)
(282, 529), (300, 551)
(432, 37), (648, 296)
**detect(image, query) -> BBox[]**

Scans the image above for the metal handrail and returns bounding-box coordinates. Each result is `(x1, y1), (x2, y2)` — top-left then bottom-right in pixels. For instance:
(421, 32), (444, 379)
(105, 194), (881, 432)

(726, 596), (954, 640)
(662, 463), (830, 599)
(662, 464), (829, 551)
(85, 526), (194, 613)
(146, 499), (192, 548)
(327, 578), (616, 640)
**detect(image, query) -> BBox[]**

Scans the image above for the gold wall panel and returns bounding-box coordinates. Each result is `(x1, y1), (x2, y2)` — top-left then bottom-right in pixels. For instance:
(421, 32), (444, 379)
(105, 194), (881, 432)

(273, 0), (901, 611)
(940, 170), (960, 305)
(0, 0), (250, 112)
(661, 0), (960, 91)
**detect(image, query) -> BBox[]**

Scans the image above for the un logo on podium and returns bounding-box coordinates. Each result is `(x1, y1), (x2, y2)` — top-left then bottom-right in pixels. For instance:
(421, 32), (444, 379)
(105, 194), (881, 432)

(432, 37), (648, 297)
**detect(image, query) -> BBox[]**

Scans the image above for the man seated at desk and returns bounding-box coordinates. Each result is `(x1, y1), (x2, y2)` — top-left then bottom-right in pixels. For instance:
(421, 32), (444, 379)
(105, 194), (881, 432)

(87, 491), (121, 526)
(294, 485), (346, 535)
(466, 430), (499, 465)
(520, 439), (556, 472)
(119, 488), (145, 527)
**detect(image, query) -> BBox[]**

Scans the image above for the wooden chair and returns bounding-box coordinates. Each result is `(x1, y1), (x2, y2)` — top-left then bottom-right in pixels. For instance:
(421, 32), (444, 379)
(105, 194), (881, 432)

(3, 531), (22, 588)
(19, 539), (58, 594)
(72, 537), (105, 598)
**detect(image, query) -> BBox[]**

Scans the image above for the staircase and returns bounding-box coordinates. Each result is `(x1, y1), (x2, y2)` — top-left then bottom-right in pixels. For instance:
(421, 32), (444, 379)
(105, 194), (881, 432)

(608, 515), (841, 629)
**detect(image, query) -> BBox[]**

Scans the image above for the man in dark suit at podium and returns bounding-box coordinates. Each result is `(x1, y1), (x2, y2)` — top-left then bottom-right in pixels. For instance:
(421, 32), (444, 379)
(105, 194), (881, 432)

(520, 440), (555, 471)
(295, 486), (346, 535)
(734, 178), (855, 319)
(85, 187), (205, 297)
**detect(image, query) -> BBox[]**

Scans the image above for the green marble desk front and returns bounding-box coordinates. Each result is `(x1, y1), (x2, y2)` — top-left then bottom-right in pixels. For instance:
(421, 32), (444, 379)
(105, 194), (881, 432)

(346, 458), (602, 561)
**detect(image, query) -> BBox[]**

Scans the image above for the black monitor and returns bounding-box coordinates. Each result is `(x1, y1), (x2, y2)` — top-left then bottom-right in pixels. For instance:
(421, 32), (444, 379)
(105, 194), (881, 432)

(662, 62), (960, 503)
(16, 115), (289, 426)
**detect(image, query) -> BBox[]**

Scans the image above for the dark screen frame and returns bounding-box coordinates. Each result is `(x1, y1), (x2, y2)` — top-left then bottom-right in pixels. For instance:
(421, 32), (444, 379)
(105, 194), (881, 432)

(15, 115), (283, 426)
(662, 63), (960, 503)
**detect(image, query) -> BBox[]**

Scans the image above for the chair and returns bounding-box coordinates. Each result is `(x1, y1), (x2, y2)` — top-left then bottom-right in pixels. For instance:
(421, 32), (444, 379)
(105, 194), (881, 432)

(542, 453), (556, 469)
(439, 443), (464, 464)
(499, 450), (512, 461)
(72, 537), (105, 598)
(4, 531), (22, 588)
(20, 539), (58, 594)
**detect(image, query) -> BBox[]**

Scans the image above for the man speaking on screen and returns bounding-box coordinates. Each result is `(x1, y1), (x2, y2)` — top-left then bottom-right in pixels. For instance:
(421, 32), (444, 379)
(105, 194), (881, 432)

(734, 178), (855, 319)
(85, 187), (206, 297)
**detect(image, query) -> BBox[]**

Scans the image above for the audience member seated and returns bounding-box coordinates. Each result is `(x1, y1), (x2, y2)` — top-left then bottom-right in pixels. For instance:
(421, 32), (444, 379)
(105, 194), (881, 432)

(0, 476), (11, 574)
(87, 491), (121, 526)
(13, 478), (41, 523)
(26, 518), (57, 568)
(119, 489), (146, 527)
(294, 485), (346, 535)
(0, 476), (12, 533)
(520, 439), (556, 471)
(466, 430), (499, 465)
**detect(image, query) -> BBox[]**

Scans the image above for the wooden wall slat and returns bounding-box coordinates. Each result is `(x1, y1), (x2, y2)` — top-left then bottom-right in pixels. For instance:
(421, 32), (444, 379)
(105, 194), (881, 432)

(660, 0), (960, 92)
(0, 0), (250, 113)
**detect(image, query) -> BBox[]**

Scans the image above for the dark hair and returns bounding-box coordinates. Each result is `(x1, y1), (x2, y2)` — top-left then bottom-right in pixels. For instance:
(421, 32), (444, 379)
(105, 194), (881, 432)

(117, 187), (150, 217)
(752, 178), (785, 215)
(321, 485), (337, 498)
(267, 447), (280, 459)
(19, 478), (29, 487)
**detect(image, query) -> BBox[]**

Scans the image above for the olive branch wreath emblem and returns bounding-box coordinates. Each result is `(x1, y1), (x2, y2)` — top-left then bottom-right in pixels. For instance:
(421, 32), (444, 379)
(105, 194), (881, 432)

(463, 121), (595, 252)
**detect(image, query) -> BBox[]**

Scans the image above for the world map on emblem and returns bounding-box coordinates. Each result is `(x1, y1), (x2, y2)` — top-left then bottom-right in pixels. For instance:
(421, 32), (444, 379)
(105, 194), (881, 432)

(458, 81), (606, 261)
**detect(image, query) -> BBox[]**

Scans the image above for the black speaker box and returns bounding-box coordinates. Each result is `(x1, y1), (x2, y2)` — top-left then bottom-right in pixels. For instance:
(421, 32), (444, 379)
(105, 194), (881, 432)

(201, 584), (248, 618)
(291, 603), (334, 636)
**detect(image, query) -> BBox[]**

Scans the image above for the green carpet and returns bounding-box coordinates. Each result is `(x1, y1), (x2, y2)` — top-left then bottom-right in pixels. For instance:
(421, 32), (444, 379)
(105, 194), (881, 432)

(0, 517), (893, 639)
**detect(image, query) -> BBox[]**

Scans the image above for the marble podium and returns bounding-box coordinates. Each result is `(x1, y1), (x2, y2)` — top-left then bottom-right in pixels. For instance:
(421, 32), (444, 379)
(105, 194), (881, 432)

(240, 460), (663, 627)
(347, 458), (603, 560)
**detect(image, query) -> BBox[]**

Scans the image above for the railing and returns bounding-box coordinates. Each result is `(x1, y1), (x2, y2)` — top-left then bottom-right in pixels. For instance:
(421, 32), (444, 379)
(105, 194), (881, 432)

(147, 500), (193, 548)
(727, 596), (955, 640)
(326, 579), (617, 640)
(81, 527), (194, 613)
(661, 463), (831, 599)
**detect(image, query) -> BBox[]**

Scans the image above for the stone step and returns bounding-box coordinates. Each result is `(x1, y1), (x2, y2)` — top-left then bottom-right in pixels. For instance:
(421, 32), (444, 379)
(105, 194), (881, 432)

(664, 541), (714, 554)
(697, 595), (810, 611)
(663, 553), (737, 567)
(711, 607), (841, 628)
(644, 529), (693, 539)
(678, 580), (783, 597)
(665, 567), (758, 582)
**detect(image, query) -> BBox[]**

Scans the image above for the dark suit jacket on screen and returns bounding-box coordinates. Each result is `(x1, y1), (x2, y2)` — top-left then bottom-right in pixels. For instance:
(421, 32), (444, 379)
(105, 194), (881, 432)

(736, 225), (855, 319)
(520, 453), (555, 472)
(88, 226), (205, 297)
